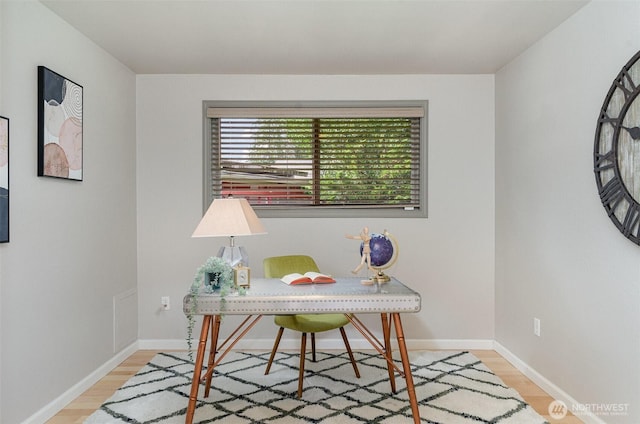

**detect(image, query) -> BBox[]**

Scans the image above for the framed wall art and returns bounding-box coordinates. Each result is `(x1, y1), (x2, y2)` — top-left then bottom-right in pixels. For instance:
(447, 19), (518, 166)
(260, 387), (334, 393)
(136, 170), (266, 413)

(0, 116), (8, 243)
(37, 66), (83, 181)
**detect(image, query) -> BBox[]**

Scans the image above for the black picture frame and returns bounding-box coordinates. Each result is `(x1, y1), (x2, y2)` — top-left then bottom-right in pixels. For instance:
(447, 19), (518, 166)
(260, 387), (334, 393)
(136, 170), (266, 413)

(0, 115), (9, 243)
(37, 66), (83, 181)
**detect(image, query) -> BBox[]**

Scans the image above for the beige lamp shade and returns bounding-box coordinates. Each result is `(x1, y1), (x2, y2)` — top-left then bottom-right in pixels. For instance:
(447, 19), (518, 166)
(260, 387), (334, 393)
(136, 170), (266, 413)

(192, 197), (266, 238)
(192, 198), (266, 267)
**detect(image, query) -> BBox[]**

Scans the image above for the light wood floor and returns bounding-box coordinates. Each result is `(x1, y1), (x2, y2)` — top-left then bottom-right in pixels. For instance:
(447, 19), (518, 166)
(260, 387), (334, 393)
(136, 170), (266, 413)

(45, 349), (582, 424)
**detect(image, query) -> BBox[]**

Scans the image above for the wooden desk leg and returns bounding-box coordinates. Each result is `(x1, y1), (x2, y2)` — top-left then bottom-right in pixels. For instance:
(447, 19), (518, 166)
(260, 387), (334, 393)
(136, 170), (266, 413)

(392, 313), (420, 424)
(204, 315), (221, 397)
(381, 313), (397, 393)
(185, 315), (211, 424)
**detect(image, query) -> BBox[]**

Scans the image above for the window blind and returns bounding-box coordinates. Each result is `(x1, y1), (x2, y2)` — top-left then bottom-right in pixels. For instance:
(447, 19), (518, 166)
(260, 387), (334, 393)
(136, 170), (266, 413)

(207, 105), (425, 214)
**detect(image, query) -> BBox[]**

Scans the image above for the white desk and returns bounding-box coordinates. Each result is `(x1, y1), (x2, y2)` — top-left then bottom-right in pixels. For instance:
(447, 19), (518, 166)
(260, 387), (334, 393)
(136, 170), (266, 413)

(183, 277), (422, 424)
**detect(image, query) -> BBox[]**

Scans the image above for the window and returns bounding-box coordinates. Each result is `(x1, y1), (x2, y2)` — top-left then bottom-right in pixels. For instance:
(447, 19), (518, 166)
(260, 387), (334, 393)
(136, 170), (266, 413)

(203, 101), (427, 218)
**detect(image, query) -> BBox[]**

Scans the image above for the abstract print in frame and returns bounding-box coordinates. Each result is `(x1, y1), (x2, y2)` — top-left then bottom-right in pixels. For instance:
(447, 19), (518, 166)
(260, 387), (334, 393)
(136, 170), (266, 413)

(38, 66), (83, 181)
(0, 116), (8, 243)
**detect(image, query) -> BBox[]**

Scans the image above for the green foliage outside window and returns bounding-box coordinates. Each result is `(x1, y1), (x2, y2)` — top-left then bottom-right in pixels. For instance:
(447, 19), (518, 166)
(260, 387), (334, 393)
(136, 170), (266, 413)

(225, 117), (417, 206)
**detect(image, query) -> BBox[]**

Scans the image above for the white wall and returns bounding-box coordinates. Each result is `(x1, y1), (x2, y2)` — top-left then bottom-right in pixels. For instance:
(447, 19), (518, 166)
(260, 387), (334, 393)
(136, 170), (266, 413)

(495, 1), (640, 423)
(0, 2), (137, 423)
(136, 74), (495, 347)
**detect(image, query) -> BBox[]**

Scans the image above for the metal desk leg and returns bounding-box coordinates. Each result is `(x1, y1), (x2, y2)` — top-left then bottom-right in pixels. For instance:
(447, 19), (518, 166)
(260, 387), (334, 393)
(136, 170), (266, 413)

(185, 315), (211, 424)
(204, 315), (222, 397)
(381, 313), (397, 393)
(392, 313), (420, 424)
(198, 315), (263, 387)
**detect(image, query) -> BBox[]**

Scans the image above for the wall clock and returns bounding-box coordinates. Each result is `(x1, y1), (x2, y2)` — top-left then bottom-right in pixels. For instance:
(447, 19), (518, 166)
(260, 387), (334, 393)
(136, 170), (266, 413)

(594, 50), (640, 246)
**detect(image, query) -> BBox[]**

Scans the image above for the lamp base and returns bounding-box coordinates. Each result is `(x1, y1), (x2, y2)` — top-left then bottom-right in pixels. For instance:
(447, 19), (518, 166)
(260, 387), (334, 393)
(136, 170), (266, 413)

(217, 245), (249, 267)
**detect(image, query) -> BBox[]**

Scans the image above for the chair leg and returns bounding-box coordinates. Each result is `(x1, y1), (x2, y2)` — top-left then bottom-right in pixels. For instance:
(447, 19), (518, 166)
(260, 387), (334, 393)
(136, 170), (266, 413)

(311, 333), (317, 362)
(340, 327), (361, 378)
(265, 327), (285, 375)
(298, 332), (307, 397)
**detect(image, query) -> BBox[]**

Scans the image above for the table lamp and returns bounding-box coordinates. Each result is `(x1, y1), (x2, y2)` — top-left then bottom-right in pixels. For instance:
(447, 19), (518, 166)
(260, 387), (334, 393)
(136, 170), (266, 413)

(192, 197), (267, 267)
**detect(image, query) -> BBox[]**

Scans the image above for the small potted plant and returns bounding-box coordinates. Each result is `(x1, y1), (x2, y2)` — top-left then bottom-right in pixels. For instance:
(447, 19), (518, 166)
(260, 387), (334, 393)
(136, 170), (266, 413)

(198, 256), (234, 292)
(186, 256), (233, 357)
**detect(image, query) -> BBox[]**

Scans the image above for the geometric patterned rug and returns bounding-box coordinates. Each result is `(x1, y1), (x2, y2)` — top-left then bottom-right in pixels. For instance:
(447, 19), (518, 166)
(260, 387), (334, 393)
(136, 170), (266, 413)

(84, 351), (548, 423)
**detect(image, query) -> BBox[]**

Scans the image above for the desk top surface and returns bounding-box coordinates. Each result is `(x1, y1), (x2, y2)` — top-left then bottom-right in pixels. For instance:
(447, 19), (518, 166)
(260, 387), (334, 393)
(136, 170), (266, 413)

(183, 277), (421, 315)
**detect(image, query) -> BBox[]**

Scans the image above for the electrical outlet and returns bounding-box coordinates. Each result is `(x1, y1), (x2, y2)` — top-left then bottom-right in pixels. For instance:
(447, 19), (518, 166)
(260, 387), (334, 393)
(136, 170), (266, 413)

(533, 318), (541, 337)
(161, 296), (170, 311)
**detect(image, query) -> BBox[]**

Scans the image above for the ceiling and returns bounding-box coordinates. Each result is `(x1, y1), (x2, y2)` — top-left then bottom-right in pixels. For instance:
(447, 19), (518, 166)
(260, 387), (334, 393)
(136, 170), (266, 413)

(41, 0), (588, 75)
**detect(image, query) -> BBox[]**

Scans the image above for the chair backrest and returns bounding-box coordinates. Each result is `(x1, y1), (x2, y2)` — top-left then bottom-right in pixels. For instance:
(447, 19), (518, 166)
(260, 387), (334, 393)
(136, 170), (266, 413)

(263, 255), (320, 278)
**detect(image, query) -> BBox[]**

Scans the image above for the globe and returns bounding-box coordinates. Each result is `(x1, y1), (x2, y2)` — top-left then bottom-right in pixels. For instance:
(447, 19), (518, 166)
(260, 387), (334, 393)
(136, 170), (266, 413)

(356, 230), (399, 283)
(360, 233), (394, 267)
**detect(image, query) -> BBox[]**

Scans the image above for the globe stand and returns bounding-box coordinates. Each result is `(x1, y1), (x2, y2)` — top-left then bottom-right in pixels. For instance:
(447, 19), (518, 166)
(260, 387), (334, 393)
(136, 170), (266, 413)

(371, 270), (391, 284)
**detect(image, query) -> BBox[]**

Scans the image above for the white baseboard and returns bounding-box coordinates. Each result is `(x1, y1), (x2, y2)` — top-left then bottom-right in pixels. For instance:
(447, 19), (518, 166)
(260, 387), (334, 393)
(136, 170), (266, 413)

(138, 338), (495, 351)
(139, 338), (190, 350)
(409, 338), (495, 350)
(493, 341), (606, 424)
(21, 341), (139, 424)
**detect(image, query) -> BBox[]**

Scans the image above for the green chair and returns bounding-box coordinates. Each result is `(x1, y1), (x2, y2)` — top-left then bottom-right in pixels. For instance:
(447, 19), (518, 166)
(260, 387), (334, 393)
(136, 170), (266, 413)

(263, 255), (360, 397)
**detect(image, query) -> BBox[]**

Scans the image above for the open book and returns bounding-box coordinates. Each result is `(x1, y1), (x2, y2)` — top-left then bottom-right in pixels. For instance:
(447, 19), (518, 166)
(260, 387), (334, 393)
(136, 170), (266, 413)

(281, 271), (336, 285)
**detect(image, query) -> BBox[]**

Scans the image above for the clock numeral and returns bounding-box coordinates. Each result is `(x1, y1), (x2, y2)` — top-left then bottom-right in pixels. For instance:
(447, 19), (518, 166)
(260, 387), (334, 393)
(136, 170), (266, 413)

(615, 68), (638, 100)
(621, 126), (640, 141)
(594, 150), (615, 173)
(600, 178), (624, 214)
(622, 203), (640, 237)
(598, 111), (620, 126)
